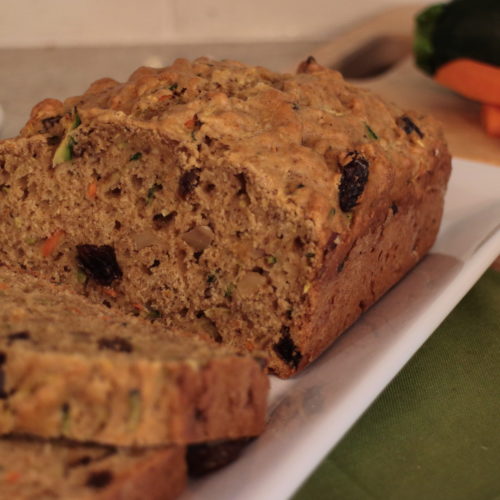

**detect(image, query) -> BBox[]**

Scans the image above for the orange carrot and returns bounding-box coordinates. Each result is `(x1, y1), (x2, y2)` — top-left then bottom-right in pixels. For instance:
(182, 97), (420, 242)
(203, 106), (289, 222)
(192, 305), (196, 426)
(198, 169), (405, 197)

(434, 58), (500, 106)
(0, 283), (8, 290)
(102, 287), (118, 298)
(132, 302), (144, 311)
(41, 229), (64, 257)
(4, 471), (21, 483)
(86, 182), (97, 199)
(184, 117), (196, 129)
(481, 103), (500, 138)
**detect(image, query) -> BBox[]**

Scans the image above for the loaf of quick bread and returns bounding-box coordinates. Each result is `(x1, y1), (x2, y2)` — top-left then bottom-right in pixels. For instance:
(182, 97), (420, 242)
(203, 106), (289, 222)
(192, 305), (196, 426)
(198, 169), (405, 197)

(0, 57), (452, 377)
(0, 267), (268, 446)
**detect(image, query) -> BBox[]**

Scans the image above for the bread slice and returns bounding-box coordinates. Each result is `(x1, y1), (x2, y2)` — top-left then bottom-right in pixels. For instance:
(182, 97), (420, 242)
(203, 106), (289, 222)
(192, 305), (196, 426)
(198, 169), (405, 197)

(0, 57), (451, 377)
(0, 437), (185, 500)
(0, 267), (268, 446)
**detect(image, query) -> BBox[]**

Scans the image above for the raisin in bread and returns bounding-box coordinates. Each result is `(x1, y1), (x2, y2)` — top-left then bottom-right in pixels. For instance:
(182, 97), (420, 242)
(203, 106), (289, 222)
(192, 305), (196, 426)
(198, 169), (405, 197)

(0, 267), (268, 446)
(0, 437), (185, 500)
(0, 57), (452, 377)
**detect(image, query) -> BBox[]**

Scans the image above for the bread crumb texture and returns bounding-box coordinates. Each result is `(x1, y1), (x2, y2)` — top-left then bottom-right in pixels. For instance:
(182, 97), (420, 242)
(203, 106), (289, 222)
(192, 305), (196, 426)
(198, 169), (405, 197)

(0, 57), (451, 377)
(0, 436), (185, 500)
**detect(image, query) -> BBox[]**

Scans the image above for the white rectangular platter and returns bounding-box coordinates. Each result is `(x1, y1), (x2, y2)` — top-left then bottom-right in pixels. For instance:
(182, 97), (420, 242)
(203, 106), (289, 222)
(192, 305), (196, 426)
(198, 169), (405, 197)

(184, 157), (500, 500)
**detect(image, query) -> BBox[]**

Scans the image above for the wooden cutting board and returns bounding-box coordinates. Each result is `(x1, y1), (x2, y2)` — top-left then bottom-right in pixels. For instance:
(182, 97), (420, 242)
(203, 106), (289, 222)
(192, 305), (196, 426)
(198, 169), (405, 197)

(295, 5), (500, 166)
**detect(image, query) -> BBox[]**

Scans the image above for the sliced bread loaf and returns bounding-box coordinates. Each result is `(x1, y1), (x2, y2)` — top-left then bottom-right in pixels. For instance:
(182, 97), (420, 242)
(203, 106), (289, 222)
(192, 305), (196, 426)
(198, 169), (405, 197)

(0, 267), (268, 446)
(0, 437), (185, 500)
(0, 57), (451, 377)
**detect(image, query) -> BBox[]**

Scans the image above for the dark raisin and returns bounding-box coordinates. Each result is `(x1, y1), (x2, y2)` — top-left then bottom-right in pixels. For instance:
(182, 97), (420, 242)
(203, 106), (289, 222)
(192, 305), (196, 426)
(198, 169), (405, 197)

(41, 115), (62, 130)
(46, 135), (61, 146)
(252, 266), (265, 275)
(98, 336), (133, 353)
(391, 202), (399, 214)
(152, 211), (177, 229)
(179, 168), (201, 198)
(187, 438), (254, 477)
(338, 151), (369, 212)
(85, 470), (113, 489)
(193, 250), (203, 262)
(0, 352), (6, 364)
(102, 300), (112, 308)
(6, 331), (30, 345)
(76, 244), (123, 286)
(273, 326), (302, 369)
(294, 236), (304, 250)
(297, 56), (318, 73)
(397, 116), (424, 138)
(149, 259), (160, 269)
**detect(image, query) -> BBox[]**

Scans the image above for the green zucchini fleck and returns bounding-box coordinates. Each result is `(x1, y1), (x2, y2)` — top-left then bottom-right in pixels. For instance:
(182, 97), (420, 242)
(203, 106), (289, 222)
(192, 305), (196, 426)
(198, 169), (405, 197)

(266, 255), (277, 266)
(146, 183), (163, 205)
(146, 307), (162, 320)
(52, 108), (81, 167)
(128, 389), (142, 430)
(60, 403), (71, 435)
(129, 152), (142, 161)
(365, 123), (378, 140)
(224, 283), (235, 299)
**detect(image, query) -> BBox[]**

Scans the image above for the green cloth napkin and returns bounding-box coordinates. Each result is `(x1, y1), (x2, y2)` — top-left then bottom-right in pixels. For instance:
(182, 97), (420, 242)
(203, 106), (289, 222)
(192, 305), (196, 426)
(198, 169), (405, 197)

(294, 269), (500, 500)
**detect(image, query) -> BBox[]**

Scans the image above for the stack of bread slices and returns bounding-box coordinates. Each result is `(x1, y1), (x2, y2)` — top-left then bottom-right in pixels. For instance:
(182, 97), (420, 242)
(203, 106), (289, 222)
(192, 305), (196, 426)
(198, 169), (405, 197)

(0, 266), (268, 499)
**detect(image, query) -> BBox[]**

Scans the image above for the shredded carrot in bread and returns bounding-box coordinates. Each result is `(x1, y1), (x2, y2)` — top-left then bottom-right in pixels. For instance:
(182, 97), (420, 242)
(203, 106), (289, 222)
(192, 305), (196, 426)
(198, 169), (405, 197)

(4, 471), (21, 484)
(86, 182), (97, 199)
(41, 229), (65, 257)
(102, 287), (118, 298)
(184, 117), (196, 129)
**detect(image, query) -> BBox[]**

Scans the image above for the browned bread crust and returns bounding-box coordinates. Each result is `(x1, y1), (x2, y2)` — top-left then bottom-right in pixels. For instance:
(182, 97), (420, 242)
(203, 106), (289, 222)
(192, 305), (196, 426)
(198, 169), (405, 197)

(0, 57), (451, 377)
(0, 267), (268, 446)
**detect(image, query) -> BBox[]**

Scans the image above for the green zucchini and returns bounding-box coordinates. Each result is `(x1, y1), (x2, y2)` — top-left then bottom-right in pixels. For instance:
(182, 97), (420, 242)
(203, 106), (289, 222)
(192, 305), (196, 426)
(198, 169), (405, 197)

(415, 0), (500, 75)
